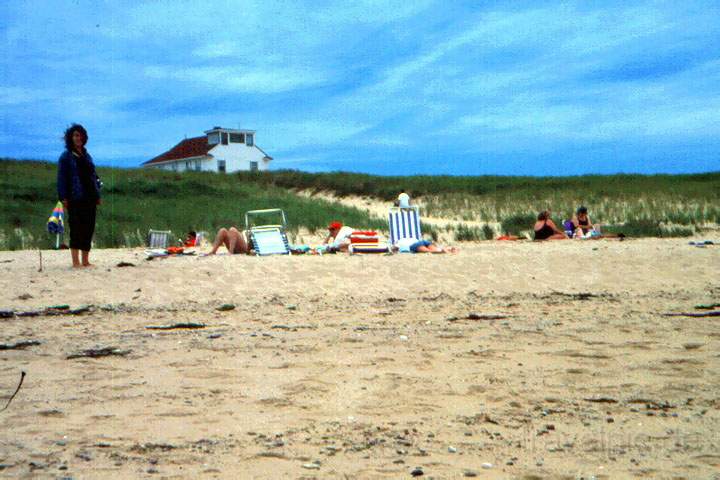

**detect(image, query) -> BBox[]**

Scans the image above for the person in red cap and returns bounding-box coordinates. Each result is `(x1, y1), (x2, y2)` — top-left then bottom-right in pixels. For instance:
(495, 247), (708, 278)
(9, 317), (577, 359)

(323, 221), (355, 252)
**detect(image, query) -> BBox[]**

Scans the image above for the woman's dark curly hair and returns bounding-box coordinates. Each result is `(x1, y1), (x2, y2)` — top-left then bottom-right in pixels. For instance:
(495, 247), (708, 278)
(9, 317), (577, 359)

(64, 124), (88, 152)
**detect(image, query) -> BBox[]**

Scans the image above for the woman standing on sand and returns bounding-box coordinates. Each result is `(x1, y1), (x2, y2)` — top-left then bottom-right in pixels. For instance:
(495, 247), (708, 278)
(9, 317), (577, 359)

(57, 124), (101, 268)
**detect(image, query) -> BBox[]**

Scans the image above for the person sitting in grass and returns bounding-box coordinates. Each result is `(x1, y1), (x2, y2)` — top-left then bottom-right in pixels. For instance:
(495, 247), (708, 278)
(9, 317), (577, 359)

(394, 237), (459, 254)
(208, 227), (251, 254)
(533, 210), (568, 240)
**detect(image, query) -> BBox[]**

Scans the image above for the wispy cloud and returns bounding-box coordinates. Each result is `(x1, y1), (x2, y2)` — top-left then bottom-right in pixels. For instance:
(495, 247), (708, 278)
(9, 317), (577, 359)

(143, 65), (330, 94)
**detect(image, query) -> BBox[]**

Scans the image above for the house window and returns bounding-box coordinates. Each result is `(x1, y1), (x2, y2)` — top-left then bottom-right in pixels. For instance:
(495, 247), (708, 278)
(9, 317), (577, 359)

(229, 133), (245, 143)
(185, 161), (191, 170)
(194, 160), (201, 171)
(172, 163), (178, 171)
(217, 160), (226, 173)
(207, 132), (220, 145)
(246, 133), (254, 146)
(250, 161), (258, 171)
(221, 132), (229, 145)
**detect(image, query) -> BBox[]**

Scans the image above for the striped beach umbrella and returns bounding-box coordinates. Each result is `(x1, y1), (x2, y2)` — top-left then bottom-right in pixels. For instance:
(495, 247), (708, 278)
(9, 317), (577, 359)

(47, 201), (64, 235)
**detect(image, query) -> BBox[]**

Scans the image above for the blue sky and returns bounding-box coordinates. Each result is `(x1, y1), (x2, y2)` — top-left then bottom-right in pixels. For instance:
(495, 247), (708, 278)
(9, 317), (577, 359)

(1, 1), (719, 175)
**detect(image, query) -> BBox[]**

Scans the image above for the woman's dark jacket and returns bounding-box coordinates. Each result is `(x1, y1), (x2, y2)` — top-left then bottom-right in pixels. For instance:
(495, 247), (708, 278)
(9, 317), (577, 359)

(57, 150), (101, 202)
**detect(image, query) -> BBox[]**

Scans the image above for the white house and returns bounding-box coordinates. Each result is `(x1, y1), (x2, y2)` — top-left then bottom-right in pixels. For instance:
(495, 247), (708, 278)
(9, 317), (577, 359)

(142, 126), (272, 173)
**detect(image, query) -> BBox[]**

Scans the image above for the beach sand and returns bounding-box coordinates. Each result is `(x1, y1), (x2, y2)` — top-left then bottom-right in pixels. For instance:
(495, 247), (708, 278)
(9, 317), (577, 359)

(1, 238), (718, 478)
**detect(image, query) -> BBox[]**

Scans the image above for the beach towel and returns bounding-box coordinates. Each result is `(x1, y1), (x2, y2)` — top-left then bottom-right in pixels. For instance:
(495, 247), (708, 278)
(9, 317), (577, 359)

(348, 231), (389, 254)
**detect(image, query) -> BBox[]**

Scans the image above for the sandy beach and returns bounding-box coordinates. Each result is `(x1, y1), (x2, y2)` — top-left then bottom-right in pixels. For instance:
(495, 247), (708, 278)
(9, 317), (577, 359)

(1, 238), (719, 479)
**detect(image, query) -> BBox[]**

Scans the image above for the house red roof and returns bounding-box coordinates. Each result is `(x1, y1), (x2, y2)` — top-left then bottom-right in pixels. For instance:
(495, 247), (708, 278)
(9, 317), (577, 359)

(143, 136), (213, 165)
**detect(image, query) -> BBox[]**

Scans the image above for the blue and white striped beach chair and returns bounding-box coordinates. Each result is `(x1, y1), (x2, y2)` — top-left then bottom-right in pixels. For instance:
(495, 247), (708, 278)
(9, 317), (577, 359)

(245, 209), (291, 256)
(388, 206), (422, 249)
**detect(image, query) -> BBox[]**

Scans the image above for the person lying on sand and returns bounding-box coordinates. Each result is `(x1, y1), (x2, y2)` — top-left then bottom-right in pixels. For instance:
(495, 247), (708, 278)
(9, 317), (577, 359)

(534, 210), (568, 240)
(393, 237), (459, 253)
(324, 221), (355, 252)
(208, 227), (250, 254)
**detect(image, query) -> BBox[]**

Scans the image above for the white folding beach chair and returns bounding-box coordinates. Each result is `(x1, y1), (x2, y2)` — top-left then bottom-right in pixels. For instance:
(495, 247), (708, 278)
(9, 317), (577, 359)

(190, 231), (207, 247)
(147, 229), (173, 248)
(245, 209), (291, 256)
(388, 206), (422, 249)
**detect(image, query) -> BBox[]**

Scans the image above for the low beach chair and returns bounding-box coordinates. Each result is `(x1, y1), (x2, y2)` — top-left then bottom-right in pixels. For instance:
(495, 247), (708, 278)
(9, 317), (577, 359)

(189, 231), (207, 247)
(147, 229), (172, 248)
(388, 206), (422, 250)
(245, 209), (291, 255)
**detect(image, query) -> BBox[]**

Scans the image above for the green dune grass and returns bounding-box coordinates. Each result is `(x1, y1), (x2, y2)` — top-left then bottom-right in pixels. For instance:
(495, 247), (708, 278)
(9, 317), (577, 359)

(0, 160), (385, 250)
(1, 159), (718, 249)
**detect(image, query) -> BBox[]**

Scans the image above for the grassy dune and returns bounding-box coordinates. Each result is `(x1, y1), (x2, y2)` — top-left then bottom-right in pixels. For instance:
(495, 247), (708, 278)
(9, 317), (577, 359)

(0, 160), (385, 250)
(1, 159), (718, 249)
(238, 169), (720, 239)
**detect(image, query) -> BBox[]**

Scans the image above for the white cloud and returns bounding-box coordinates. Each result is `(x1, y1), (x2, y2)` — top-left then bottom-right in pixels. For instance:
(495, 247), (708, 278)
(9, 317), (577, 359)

(144, 65), (329, 93)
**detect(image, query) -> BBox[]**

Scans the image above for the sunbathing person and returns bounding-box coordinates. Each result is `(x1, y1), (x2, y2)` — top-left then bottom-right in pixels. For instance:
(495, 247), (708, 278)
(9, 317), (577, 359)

(394, 237), (458, 253)
(534, 210), (568, 240)
(323, 221), (355, 252)
(571, 206), (599, 238)
(184, 230), (197, 247)
(208, 227), (250, 254)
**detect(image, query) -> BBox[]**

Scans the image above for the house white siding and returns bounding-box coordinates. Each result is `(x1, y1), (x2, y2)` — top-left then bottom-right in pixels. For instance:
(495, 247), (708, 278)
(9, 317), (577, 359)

(208, 142), (270, 172)
(143, 126), (273, 173)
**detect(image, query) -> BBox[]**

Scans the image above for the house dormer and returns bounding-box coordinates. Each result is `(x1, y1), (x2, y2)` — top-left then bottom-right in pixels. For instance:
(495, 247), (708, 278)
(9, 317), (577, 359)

(205, 126), (255, 147)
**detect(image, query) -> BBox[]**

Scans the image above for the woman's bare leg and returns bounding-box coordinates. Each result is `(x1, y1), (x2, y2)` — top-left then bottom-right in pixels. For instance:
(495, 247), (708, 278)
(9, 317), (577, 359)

(81, 250), (93, 267)
(236, 230), (249, 253)
(70, 248), (81, 268)
(228, 227), (251, 254)
(227, 227), (239, 253)
(209, 228), (229, 254)
(422, 244), (459, 254)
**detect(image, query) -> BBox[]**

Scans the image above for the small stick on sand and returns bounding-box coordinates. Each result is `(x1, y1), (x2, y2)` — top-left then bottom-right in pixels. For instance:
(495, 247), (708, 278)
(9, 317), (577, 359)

(38, 249), (42, 272)
(661, 311), (720, 318)
(1, 371), (26, 412)
(66, 347), (131, 360)
(0, 340), (41, 350)
(145, 323), (206, 330)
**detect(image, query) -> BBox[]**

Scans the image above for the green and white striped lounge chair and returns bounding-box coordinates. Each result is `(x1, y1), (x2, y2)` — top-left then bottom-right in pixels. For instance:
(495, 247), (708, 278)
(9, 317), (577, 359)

(245, 209), (291, 256)
(388, 206), (422, 251)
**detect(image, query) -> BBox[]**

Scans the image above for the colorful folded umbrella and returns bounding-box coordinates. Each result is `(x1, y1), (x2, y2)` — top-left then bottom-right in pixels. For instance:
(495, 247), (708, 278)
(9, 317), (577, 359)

(47, 201), (64, 235)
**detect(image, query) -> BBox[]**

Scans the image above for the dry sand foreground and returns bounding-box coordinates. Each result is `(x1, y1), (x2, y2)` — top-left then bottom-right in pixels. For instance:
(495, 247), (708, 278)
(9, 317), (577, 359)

(0, 239), (719, 479)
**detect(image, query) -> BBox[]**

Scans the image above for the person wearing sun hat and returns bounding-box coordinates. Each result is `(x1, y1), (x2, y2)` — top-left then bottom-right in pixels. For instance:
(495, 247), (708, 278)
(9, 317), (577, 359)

(323, 221), (355, 252)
